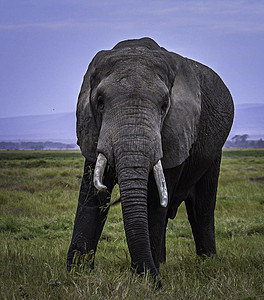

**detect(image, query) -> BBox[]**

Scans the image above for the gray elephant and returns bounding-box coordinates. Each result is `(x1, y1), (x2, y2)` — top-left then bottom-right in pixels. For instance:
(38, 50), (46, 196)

(67, 37), (234, 288)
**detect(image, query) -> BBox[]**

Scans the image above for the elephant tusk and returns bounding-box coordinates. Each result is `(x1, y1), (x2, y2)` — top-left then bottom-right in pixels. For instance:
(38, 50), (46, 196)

(93, 153), (108, 191)
(153, 160), (168, 208)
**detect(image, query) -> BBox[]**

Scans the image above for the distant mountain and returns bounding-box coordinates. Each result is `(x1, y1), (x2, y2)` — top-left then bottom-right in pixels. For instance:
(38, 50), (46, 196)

(0, 103), (263, 144)
(228, 103), (264, 140)
(0, 112), (76, 144)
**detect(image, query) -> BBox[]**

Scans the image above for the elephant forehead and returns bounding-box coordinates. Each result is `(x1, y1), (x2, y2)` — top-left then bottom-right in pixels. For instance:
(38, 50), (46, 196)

(95, 49), (172, 81)
(99, 71), (168, 100)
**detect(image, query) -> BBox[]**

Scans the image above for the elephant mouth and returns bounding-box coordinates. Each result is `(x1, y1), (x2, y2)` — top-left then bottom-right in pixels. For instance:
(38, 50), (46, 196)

(93, 153), (168, 207)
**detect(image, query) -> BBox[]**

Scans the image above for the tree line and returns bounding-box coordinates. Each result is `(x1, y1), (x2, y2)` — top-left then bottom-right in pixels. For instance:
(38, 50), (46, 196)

(0, 141), (77, 150)
(1, 135), (263, 150)
(225, 134), (264, 148)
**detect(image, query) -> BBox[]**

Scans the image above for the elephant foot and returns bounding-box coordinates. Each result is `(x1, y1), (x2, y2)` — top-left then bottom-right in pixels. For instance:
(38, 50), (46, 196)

(130, 262), (163, 289)
(66, 257), (94, 272)
(196, 244), (217, 257)
(67, 245), (95, 272)
(197, 251), (217, 260)
(154, 277), (163, 290)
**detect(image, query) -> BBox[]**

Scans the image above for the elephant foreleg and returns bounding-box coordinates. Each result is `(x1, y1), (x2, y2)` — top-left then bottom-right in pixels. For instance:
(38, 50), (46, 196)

(185, 154), (221, 256)
(67, 159), (116, 270)
(159, 217), (168, 263)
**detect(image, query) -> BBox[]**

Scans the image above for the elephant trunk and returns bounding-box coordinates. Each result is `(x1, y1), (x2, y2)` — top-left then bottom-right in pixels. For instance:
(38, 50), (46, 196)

(116, 152), (159, 280)
(93, 153), (163, 284)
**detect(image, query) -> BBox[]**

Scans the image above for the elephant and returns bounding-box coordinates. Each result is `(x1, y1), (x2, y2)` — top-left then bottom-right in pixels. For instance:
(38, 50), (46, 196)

(67, 37), (234, 288)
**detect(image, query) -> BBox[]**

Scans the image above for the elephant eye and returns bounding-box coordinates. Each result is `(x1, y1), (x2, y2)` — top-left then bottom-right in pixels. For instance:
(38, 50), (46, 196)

(161, 94), (170, 116)
(97, 96), (104, 112)
(161, 100), (168, 115)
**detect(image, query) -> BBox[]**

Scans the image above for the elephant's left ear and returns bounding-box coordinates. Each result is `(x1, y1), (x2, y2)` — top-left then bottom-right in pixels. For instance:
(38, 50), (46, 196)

(161, 57), (201, 168)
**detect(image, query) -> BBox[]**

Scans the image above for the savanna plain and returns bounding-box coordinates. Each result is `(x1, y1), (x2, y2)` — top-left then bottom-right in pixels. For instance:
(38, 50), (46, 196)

(0, 149), (263, 300)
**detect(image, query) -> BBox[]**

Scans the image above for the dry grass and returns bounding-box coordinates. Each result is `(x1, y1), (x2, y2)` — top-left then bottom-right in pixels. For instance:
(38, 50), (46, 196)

(0, 149), (263, 299)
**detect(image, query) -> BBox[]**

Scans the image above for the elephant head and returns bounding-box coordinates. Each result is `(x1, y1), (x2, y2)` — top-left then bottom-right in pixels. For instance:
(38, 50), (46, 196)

(76, 38), (201, 280)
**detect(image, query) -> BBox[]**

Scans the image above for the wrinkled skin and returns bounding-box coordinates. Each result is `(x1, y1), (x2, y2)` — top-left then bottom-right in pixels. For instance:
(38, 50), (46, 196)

(67, 38), (234, 288)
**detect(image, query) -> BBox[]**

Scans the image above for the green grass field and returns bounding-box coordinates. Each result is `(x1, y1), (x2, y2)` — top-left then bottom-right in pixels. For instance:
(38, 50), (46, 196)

(0, 149), (263, 299)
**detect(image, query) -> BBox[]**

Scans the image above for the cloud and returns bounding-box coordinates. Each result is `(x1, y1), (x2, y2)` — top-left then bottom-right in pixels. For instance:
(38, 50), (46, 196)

(150, 0), (264, 16)
(0, 0), (263, 34)
(149, 0), (264, 33)
(0, 21), (73, 30)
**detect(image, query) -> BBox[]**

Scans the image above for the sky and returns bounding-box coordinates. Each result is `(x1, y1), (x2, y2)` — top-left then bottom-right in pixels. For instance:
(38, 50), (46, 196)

(0, 0), (263, 118)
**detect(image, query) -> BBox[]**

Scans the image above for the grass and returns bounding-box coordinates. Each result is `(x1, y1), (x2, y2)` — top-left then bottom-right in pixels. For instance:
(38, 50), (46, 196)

(0, 149), (263, 299)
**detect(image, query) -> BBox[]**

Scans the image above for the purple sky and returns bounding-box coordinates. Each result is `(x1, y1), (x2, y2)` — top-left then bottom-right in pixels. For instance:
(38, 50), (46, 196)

(0, 0), (263, 118)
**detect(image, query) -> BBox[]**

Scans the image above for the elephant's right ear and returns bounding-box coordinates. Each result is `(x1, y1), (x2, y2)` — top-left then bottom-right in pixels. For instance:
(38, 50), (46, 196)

(76, 66), (99, 163)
